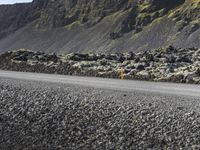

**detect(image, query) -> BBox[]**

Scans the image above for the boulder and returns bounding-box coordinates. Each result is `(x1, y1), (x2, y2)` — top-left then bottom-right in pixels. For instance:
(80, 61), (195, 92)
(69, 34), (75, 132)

(70, 53), (89, 61)
(176, 55), (192, 63)
(195, 68), (200, 76)
(124, 52), (135, 60)
(135, 63), (145, 71)
(136, 70), (151, 80)
(46, 53), (58, 62)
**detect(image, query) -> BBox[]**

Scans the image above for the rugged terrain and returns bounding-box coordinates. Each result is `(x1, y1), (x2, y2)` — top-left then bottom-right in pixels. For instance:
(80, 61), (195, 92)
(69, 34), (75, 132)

(0, 46), (200, 84)
(1, 77), (200, 149)
(0, 0), (199, 53)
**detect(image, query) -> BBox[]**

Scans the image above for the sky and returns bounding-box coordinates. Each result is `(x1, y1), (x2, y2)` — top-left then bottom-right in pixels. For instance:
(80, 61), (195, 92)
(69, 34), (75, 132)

(0, 0), (32, 4)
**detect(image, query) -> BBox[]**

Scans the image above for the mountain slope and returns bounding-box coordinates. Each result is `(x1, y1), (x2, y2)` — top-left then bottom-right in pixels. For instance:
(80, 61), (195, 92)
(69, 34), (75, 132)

(0, 0), (199, 53)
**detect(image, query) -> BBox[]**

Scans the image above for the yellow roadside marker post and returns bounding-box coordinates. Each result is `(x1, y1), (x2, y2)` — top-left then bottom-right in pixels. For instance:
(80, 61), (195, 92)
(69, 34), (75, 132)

(119, 68), (125, 80)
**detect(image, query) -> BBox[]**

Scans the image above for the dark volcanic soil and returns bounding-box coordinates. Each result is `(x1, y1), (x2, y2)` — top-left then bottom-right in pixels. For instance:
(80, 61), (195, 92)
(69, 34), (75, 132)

(1, 78), (200, 149)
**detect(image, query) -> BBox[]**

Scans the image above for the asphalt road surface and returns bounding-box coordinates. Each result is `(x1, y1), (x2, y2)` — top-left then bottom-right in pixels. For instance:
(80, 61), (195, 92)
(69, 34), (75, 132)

(1, 70), (200, 149)
(0, 70), (199, 98)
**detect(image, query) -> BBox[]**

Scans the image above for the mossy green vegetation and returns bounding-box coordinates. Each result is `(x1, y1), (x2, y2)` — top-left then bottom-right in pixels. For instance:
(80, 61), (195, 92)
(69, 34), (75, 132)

(64, 20), (81, 29)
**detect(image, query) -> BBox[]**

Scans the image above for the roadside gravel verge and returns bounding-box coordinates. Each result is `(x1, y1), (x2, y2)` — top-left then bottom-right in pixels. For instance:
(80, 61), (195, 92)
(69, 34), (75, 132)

(0, 78), (200, 149)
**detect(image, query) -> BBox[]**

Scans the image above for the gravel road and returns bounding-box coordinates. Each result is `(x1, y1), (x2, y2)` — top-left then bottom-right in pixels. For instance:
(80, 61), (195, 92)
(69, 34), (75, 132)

(1, 78), (200, 150)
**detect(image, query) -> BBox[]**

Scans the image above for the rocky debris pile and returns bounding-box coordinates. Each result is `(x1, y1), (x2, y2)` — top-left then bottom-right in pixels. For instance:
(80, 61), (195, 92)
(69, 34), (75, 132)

(0, 46), (200, 84)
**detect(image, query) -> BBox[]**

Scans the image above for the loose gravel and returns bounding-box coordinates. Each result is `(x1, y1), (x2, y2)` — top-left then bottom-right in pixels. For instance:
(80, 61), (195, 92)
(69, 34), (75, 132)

(0, 78), (200, 150)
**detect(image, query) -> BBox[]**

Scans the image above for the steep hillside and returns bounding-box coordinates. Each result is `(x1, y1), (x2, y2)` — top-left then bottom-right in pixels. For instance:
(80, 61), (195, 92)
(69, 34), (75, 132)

(0, 0), (199, 53)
